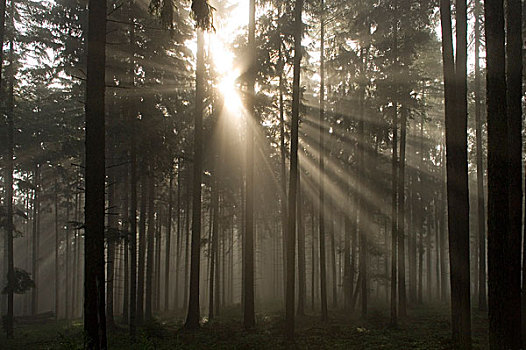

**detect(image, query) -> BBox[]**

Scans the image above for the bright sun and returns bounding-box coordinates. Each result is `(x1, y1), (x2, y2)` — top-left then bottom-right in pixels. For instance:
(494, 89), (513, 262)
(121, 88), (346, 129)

(208, 34), (244, 118)
(207, 1), (249, 118)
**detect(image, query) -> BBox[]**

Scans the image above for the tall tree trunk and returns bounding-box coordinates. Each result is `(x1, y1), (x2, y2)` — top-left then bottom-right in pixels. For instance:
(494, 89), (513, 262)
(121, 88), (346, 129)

(473, 0), (486, 312)
(505, 0), (523, 347)
(285, 0), (303, 339)
(184, 28), (204, 329)
(390, 6), (399, 325)
(278, 11), (288, 305)
(486, 0), (509, 345)
(65, 190), (71, 321)
(54, 178), (60, 321)
(174, 159), (182, 311)
(426, 217), (432, 301)
(4, 14), (15, 336)
(106, 170), (116, 328)
(209, 165), (219, 320)
(297, 171), (306, 316)
(84, 0), (108, 346)
(397, 105), (407, 317)
(137, 161), (147, 323)
(329, 202), (337, 308)
(32, 165), (40, 316)
(440, 0), (471, 347)
(164, 168), (174, 311)
(318, 0), (328, 322)
(344, 199), (352, 311)
(244, 0), (256, 330)
(183, 180), (190, 314)
(128, 48), (138, 343)
(311, 203), (317, 311)
(122, 169), (129, 323)
(439, 145), (447, 302)
(145, 170), (155, 321)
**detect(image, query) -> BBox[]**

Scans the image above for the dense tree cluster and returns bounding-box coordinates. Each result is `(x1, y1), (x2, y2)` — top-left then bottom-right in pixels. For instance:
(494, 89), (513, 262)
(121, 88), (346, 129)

(0, 0), (523, 349)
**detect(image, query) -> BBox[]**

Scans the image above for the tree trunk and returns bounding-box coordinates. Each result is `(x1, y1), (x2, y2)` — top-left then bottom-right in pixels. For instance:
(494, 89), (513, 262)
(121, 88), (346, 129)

(106, 169), (116, 328)
(473, 0), (486, 312)
(137, 161), (147, 324)
(390, 11), (399, 326)
(84, 0), (108, 345)
(505, 0), (523, 347)
(145, 170), (155, 321)
(243, 0), (256, 330)
(440, 0), (471, 346)
(278, 12), (288, 306)
(174, 159), (182, 311)
(164, 168), (174, 311)
(184, 28), (205, 330)
(397, 105), (407, 317)
(486, 0), (509, 345)
(54, 178), (60, 321)
(183, 179), (190, 314)
(32, 165), (40, 316)
(209, 165), (219, 320)
(285, 0), (303, 339)
(4, 15), (15, 336)
(122, 169), (129, 323)
(318, 0), (328, 322)
(297, 171), (306, 316)
(329, 202), (337, 309)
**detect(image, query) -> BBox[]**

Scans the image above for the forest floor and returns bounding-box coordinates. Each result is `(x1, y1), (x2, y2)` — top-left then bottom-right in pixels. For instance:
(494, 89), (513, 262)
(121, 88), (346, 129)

(2, 303), (488, 349)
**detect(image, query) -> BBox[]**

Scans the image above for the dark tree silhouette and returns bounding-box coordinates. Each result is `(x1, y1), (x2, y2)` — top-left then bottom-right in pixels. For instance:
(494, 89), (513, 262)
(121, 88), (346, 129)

(84, 0), (108, 347)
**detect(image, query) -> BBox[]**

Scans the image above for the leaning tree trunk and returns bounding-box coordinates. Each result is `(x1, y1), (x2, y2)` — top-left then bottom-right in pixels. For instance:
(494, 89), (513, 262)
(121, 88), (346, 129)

(84, 0), (108, 347)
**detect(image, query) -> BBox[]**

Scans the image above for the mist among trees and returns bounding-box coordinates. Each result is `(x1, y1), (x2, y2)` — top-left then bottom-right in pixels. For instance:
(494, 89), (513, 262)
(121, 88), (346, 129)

(0, 0), (524, 349)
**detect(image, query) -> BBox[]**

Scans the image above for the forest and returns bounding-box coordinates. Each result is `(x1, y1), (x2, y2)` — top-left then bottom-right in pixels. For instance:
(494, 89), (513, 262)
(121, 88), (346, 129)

(0, 0), (524, 348)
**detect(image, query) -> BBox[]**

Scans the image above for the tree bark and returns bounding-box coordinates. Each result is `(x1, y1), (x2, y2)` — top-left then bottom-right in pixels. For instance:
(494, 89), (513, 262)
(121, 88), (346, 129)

(145, 170), (155, 320)
(84, 0), (108, 346)
(164, 167), (174, 311)
(505, 0), (523, 347)
(243, 0), (256, 330)
(318, 0), (328, 322)
(440, 0), (471, 346)
(397, 105), (407, 317)
(184, 28), (205, 330)
(4, 13), (15, 336)
(297, 171), (306, 316)
(136, 161), (147, 324)
(285, 0), (303, 339)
